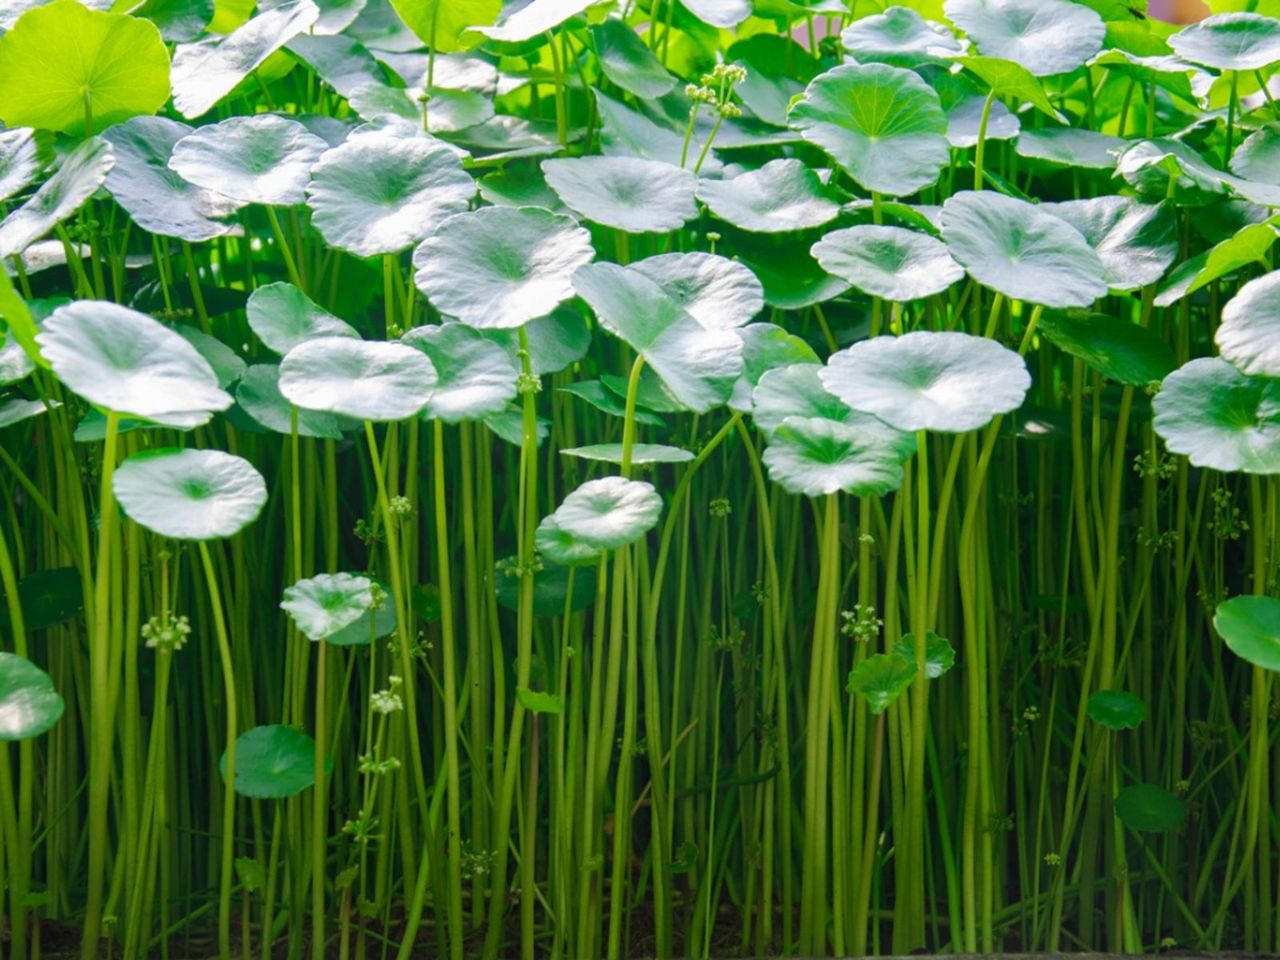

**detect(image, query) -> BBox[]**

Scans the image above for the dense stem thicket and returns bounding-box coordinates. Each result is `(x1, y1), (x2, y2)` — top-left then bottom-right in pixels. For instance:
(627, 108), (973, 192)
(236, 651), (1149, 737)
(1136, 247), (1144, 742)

(1, 0), (1279, 957)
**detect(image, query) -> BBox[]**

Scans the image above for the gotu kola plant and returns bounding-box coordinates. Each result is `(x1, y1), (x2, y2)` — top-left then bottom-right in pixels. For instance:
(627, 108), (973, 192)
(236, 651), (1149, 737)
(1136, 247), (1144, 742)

(1, 0), (1280, 957)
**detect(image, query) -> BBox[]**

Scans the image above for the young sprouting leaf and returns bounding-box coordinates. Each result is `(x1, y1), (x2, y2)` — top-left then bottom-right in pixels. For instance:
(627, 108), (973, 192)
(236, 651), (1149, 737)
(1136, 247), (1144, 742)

(945, 0), (1105, 76)
(220, 724), (326, 799)
(246, 282), (360, 356)
(593, 18), (676, 99)
(1152, 357), (1280, 474)
(278, 337), (438, 422)
(960, 56), (1067, 122)
(572, 262), (744, 413)
(1115, 783), (1185, 833)
(169, 115), (329, 207)
(1087, 690), (1146, 729)
(1216, 271), (1280, 378)
(542, 156), (698, 234)
(696, 159), (840, 234)
(516, 687), (564, 714)
(789, 63), (950, 197)
(36, 301), (231, 426)
(0, 137), (115, 261)
(388, 0), (499, 52)
(0, 127), (50, 204)
(1041, 197), (1177, 291)
(234, 858), (266, 895)
(236, 365), (350, 439)
(0, 1), (170, 135)
(894, 632), (956, 678)
(468, 0), (597, 42)
(552, 476), (663, 550)
(821, 331), (1031, 433)
(941, 191), (1108, 308)
(280, 572), (375, 641)
(811, 225), (964, 302)
(103, 117), (240, 243)
(847, 651), (917, 714)
(1168, 12), (1280, 72)
(630, 253), (763, 330)
(761, 416), (908, 498)
(1037, 310), (1176, 385)
(560, 443), (695, 465)
(0, 653), (64, 741)
(841, 7), (963, 66)
(171, 0), (320, 119)
(1213, 596), (1280, 671)
(400, 324), (518, 422)
(412, 206), (594, 329)
(113, 448), (268, 540)
(306, 119), (474, 259)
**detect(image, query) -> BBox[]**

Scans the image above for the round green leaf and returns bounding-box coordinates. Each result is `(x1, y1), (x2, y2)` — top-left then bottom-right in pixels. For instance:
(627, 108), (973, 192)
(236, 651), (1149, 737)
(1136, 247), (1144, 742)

(821, 331), (1031, 433)
(0, 127), (50, 204)
(169, 115), (328, 207)
(542, 156), (697, 234)
(0, 653), (64, 741)
(560, 443), (695, 465)
(280, 572), (374, 641)
(306, 119), (475, 258)
(1231, 125), (1280, 186)
(36, 301), (231, 426)
(741, 243), (851, 310)
(387, 0), (500, 53)
(220, 724), (323, 799)
(171, 0), (320, 119)
(941, 191), (1108, 307)
(278, 337), (437, 422)
(751, 362), (853, 434)
(0, 1), (170, 135)
(553, 476), (663, 550)
(894, 633), (956, 679)
(400, 323), (518, 422)
(811, 225), (963, 301)
(1041, 197), (1177, 291)
(1037, 309), (1176, 385)
(630, 253), (763, 330)
(412, 206), (594, 329)
(1214, 595), (1280, 671)
(235, 364), (350, 439)
(1016, 127), (1125, 170)
(762, 415), (907, 497)
(535, 514), (603, 567)
(178, 326), (245, 390)
(246, 282), (359, 356)
(113, 448), (267, 540)
(789, 63), (950, 197)
(847, 651), (916, 714)
(1087, 690), (1146, 729)
(1152, 357), (1280, 474)
(946, 94), (1020, 148)
(0, 334), (35, 385)
(103, 117), (240, 243)
(327, 582), (397, 646)
(1115, 783), (1185, 833)
(572, 262), (744, 413)
(494, 556), (597, 615)
(0, 137), (115, 261)
(944, 0), (1105, 76)
(1168, 12), (1280, 72)
(841, 7), (963, 66)
(2, 567), (81, 632)
(696, 159), (841, 233)
(1217, 271), (1280, 378)
(729, 323), (821, 411)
